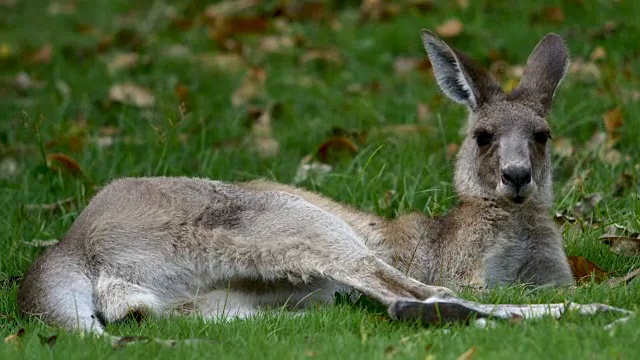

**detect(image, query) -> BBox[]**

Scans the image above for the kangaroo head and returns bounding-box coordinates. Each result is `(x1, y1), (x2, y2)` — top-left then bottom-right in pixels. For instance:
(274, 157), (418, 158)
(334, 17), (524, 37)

(421, 30), (569, 207)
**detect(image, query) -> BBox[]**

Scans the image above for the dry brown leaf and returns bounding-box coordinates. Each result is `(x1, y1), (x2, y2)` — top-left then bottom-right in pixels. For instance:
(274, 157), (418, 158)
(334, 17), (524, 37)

(109, 82), (155, 108)
(457, 346), (477, 360)
(47, 1), (76, 15)
(590, 46), (606, 61)
(436, 18), (463, 38)
(567, 256), (609, 283)
(196, 53), (246, 73)
(47, 153), (83, 177)
(25, 43), (53, 64)
(607, 268), (640, 287)
(393, 56), (430, 76)
(588, 21), (618, 39)
(600, 225), (640, 257)
(175, 84), (189, 105)
(569, 59), (601, 79)
(601, 236), (640, 257)
(552, 137), (574, 158)
(554, 211), (577, 226)
(531, 6), (564, 24)
(277, 1), (326, 22)
(204, 0), (260, 19)
(3, 329), (25, 345)
(231, 68), (266, 107)
(300, 48), (342, 65)
(417, 102), (431, 124)
(456, 0), (469, 10)
(603, 107), (623, 141)
(106, 52), (139, 74)
(446, 143), (459, 159)
(359, 0), (400, 22)
(259, 35), (294, 53)
(247, 104), (279, 159)
(317, 137), (359, 164)
(208, 15), (270, 41)
(371, 124), (431, 138)
(344, 81), (381, 95)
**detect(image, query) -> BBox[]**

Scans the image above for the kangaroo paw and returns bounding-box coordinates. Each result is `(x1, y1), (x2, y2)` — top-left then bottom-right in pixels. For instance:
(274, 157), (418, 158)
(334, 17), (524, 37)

(389, 299), (484, 325)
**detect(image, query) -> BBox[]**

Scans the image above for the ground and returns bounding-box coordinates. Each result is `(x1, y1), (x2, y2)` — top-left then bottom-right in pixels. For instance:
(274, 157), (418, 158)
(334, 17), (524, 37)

(1, 0), (639, 359)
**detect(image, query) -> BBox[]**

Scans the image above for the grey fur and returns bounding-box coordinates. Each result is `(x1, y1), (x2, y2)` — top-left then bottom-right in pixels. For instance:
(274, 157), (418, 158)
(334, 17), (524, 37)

(17, 31), (574, 334)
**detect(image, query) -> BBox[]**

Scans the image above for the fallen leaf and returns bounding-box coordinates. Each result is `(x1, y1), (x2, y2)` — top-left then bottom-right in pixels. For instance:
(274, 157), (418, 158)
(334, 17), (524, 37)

(259, 35), (295, 53)
(371, 124), (431, 138)
(277, 1), (326, 22)
(109, 82), (155, 108)
(554, 211), (577, 226)
(600, 225), (640, 257)
(231, 68), (266, 107)
(553, 137), (574, 158)
(456, 346), (477, 360)
(588, 21), (618, 39)
(393, 56), (430, 76)
(24, 197), (75, 212)
(590, 46), (606, 61)
(531, 6), (564, 24)
(417, 102), (431, 124)
(247, 104), (279, 159)
(47, 153), (83, 177)
(569, 59), (601, 80)
(293, 155), (332, 184)
(567, 256), (609, 283)
(456, 0), (469, 10)
(436, 18), (463, 38)
(196, 53), (246, 73)
(106, 52), (139, 74)
(446, 143), (459, 159)
(317, 137), (359, 164)
(3, 329), (25, 345)
(360, 0), (385, 22)
(344, 81), (381, 95)
(299, 48), (342, 66)
(407, 0), (434, 12)
(47, 1), (75, 15)
(22, 239), (60, 247)
(607, 268), (640, 287)
(208, 15), (270, 41)
(603, 107), (623, 142)
(601, 236), (640, 257)
(204, 0), (259, 19)
(24, 43), (53, 64)
(175, 84), (189, 105)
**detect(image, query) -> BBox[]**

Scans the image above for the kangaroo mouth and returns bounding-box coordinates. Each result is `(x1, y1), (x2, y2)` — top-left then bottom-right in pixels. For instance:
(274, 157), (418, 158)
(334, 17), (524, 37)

(512, 196), (526, 204)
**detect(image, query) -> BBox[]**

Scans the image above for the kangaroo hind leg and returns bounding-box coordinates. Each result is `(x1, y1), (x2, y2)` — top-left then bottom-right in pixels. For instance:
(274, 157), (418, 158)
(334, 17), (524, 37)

(93, 276), (163, 324)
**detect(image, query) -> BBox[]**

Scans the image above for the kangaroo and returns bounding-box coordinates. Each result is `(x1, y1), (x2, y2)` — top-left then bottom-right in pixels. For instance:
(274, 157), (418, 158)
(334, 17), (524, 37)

(18, 30), (577, 334)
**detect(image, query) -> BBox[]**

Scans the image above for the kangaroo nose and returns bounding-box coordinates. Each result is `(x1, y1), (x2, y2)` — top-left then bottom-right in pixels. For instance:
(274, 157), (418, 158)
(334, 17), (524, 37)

(502, 165), (532, 190)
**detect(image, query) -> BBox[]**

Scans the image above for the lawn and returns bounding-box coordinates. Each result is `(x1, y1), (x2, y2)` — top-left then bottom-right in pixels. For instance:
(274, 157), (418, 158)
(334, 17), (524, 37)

(1, 0), (639, 359)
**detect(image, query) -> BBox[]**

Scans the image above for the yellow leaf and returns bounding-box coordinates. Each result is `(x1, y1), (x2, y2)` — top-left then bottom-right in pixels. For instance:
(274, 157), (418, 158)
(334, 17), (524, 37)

(436, 18), (463, 38)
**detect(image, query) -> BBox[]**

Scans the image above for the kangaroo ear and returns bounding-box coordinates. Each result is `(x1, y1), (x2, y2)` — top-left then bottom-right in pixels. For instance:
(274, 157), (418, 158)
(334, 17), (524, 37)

(420, 29), (502, 111)
(510, 34), (569, 115)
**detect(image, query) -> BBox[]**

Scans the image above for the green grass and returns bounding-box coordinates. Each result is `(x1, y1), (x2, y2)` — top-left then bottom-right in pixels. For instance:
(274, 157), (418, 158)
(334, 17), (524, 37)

(1, 0), (639, 359)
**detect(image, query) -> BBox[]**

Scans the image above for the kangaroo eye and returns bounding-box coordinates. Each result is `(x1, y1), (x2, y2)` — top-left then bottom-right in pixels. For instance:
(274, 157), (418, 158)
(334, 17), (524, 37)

(534, 131), (550, 144)
(474, 131), (493, 147)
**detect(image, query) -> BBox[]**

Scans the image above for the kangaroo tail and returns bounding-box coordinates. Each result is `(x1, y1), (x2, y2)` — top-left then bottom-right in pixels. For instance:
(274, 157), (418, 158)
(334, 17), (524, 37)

(17, 246), (103, 334)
